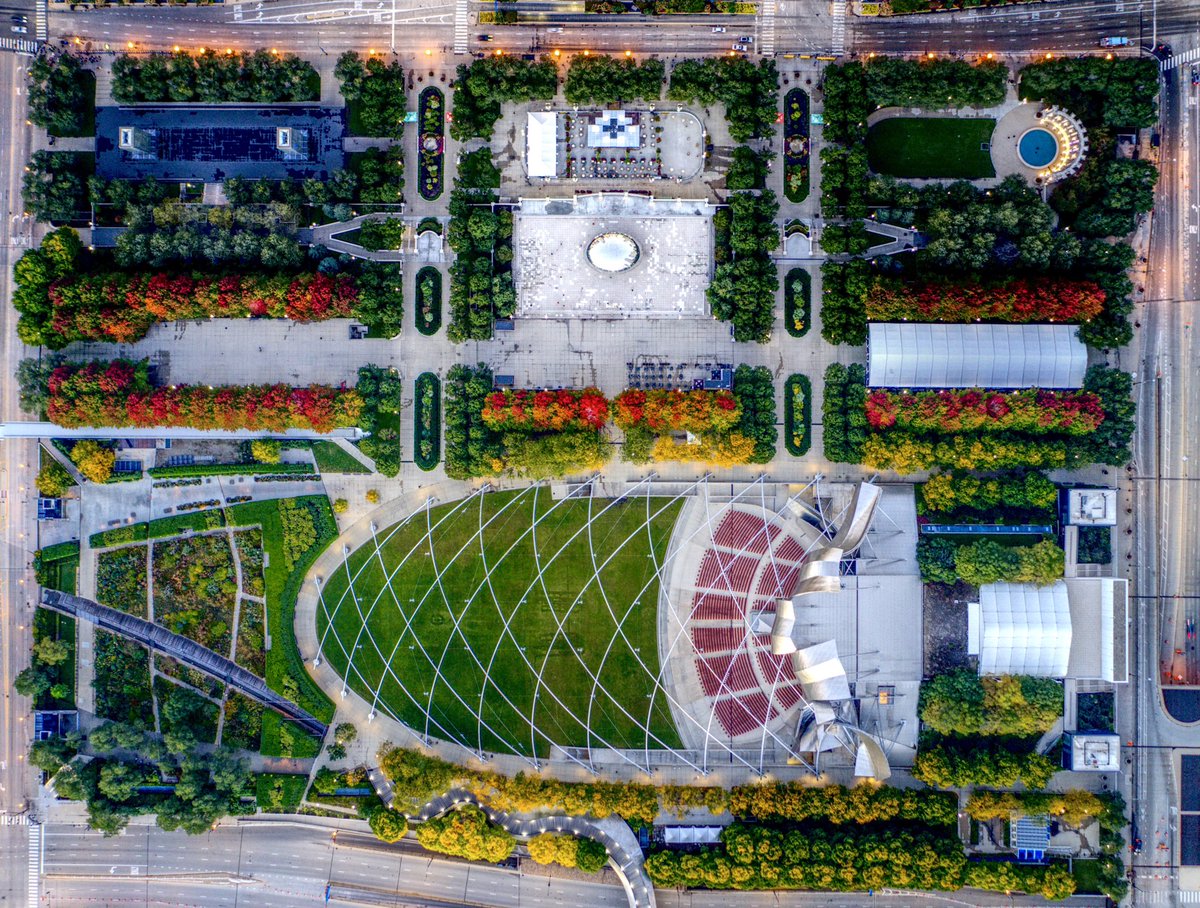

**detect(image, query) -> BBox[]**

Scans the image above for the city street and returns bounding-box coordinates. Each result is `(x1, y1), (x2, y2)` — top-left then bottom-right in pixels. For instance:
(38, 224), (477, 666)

(0, 48), (39, 908)
(36, 818), (1107, 908)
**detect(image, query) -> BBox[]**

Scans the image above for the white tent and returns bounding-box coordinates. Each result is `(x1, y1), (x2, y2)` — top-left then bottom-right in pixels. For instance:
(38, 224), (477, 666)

(526, 112), (558, 178)
(867, 323), (1087, 389)
(969, 581), (1073, 677)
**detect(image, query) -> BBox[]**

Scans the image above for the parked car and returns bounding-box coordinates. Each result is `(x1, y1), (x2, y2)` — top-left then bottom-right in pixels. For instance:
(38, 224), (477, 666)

(731, 43), (749, 52)
(1192, 66), (1200, 86)
(1098, 36), (1131, 47)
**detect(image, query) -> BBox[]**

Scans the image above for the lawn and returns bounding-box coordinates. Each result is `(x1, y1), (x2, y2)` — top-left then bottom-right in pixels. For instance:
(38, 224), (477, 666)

(311, 441), (370, 474)
(317, 487), (683, 758)
(866, 117), (997, 180)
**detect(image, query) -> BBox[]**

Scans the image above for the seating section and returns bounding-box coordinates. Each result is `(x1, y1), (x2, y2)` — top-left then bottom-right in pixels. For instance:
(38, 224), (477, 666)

(695, 550), (759, 593)
(756, 563), (801, 599)
(714, 692), (776, 737)
(685, 509), (816, 739)
(692, 625), (746, 655)
(774, 536), (806, 564)
(691, 592), (744, 621)
(713, 510), (779, 555)
(695, 652), (758, 697)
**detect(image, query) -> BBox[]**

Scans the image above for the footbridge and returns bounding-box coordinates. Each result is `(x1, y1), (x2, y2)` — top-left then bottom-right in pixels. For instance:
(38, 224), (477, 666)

(40, 589), (328, 739)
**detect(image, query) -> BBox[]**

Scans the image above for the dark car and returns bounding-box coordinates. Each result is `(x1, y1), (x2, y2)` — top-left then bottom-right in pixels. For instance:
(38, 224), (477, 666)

(478, 33), (493, 41)
(1192, 66), (1199, 86)
(11, 14), (27, 22)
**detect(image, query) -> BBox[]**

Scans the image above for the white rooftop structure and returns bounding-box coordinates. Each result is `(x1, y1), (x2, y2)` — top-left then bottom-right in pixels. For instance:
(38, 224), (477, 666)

(1065, 732), (1121, 772)
(1065, 488), (1118, 526)
(867, 323), (1088, 389)
(662, 826), (723, 845)
(526, 111), (559, 178)
(587, 110), (641, 148)
(969, 578), (1128, 681)
(969, 582), (1073, 677)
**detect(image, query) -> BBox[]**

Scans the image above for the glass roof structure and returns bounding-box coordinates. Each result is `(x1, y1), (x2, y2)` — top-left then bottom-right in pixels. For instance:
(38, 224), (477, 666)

(867, 323), (1088, 389)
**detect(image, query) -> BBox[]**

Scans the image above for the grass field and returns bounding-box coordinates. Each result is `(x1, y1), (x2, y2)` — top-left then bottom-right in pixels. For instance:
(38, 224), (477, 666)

(866, 117), (997, 180)
(317, 488), (683, 758)
(311, 441), (370, 474)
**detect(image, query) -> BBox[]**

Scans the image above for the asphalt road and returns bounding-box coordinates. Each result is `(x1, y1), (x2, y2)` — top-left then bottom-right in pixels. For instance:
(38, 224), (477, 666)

(37, 819), (1107, 908)
(0, 48), (38, 908)
(853, 0), (1200, 53)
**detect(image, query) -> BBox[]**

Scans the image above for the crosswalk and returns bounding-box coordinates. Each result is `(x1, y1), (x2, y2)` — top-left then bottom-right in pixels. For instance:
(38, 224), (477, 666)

(35, 0), (47, 41)
(453, 0), (468, 55)
(830, 0), (846, 56)
(758, 0), (777, 56)
(0, 36), (39, 55)
(1139, 891), (1200, 903)
(27, 823), (41, 907)
(1163, 46), (1200, 71)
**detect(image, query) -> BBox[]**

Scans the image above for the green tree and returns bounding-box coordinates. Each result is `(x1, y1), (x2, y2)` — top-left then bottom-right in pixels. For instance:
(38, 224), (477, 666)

(69, 441), (115, 484)
(36, 460), (73, 497)
(368, 806), (409, 842)
(250, 439), (281, 464)
(15, 664), (52, 699)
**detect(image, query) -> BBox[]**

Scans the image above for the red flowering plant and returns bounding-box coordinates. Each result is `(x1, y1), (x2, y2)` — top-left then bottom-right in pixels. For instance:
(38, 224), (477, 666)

(45, 359), (363, 432)
(481, 388), (610, 432)
(865, 276), (1106, 324)
(612, 389), (741, 434)
(865, 388), (1105, 436)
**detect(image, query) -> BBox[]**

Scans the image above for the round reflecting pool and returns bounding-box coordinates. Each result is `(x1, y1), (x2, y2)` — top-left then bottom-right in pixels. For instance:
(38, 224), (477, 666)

(1018, 127), (1059, 169)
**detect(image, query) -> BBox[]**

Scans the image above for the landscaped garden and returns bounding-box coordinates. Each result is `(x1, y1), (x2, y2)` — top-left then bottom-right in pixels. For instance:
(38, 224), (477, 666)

(866, 117), (996, 180)
(783, 89), (810, 203)
(355, 365), (402, 477)
(415, 266), (443, 336)
(152, 534), (238, 654)
(784, 268), (810, 338)
(414, 372), (441, 471)
(334, 51), (406, 138)
(418, 87), (445, 201)
(784, 373), (812, 457)
(317, 488), (683, 758)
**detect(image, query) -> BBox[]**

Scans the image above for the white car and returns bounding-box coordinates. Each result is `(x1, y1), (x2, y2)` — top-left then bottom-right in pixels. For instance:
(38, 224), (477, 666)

(11, 25), (27, 34)
(731, 43), (749, 52)
(711, 26), (726, 33)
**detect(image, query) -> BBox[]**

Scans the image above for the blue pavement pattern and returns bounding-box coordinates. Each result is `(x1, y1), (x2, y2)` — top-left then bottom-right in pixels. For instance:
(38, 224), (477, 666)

(407, 787), (657, 908)
(95, 106), (346, 182)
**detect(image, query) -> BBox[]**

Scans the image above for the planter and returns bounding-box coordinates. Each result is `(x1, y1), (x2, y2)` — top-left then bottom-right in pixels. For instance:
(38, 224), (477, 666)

(415, 266), (443, 336)
(414, 373), (442, 471)
(784, 373), (811, 457)
(784, 268), (811, 338)
(783, 88), (810, 204)
(418, 86), (445, 202)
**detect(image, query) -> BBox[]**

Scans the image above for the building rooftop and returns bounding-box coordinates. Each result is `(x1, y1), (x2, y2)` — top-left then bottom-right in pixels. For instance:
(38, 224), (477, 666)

(96, 105), (346, 182)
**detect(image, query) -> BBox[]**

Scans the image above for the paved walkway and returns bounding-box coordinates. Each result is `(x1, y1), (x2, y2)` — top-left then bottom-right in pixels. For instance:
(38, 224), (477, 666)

(409, 787), (655, 908)
(309, 214), (406, 262)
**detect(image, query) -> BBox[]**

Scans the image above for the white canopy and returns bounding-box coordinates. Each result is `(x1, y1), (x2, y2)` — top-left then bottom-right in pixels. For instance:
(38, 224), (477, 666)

(867, 323), (1087, 389)
(662, 826), (723, 845)
(526, 112), (558, 178)
(970, 581), (1073, 677)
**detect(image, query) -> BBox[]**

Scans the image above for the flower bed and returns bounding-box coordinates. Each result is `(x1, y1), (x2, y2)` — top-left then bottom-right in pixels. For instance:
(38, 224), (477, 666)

(418, 87), (446, 201)
(414, 373), (441, 472)
(483, 388), (610, 432)
(783, 89), (810, 203)
(784, 373), (811, 456)
(612, 389), (740, 434)
(44, 270), (360, 346)
(784, 268), (810, 338)
(47, 359), (363, 432)
(866, 389), (1105, 436)
(415, 266), (443, 336)
(865, 276), (1106, 324)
